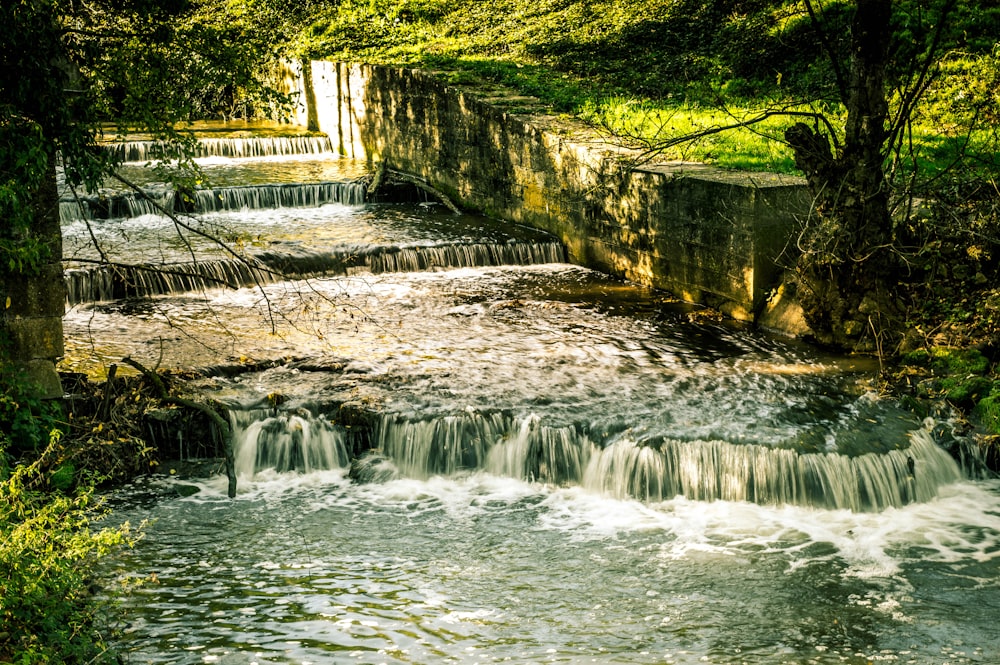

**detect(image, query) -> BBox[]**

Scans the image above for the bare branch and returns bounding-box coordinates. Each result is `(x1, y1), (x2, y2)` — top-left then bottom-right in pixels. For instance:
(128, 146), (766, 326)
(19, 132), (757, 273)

(886, 0), (959, 154)
(621, 109), (840, 168)
(802, 0), (849, 103)
(109, 171), (282, 333)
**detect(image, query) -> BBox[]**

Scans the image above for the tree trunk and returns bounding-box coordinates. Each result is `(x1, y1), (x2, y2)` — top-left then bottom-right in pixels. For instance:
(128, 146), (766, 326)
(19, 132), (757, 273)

(785, 0), (900, 351)
(0, 155), (65, 397)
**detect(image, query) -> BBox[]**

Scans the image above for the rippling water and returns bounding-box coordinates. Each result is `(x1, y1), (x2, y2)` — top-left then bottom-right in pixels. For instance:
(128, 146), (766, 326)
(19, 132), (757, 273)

(104, 471), (1000, 665)
(72, 138), (1000, 664)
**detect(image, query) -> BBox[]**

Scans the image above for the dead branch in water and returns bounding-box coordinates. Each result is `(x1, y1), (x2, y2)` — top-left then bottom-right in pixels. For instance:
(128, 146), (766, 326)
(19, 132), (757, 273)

(121, 356), (237, 498)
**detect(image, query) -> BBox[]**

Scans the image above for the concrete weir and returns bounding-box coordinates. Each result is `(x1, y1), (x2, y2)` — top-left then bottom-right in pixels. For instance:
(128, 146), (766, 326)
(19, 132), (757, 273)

(291, 61), (813, 332)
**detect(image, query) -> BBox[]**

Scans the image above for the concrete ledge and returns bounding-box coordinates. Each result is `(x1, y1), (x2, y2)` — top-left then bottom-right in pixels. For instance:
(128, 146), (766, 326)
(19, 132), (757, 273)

(293, 61), (812, 331)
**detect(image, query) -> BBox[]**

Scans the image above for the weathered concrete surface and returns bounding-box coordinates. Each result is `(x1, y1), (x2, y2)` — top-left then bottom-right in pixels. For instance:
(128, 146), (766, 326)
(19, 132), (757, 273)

(294, 61), (812, 329)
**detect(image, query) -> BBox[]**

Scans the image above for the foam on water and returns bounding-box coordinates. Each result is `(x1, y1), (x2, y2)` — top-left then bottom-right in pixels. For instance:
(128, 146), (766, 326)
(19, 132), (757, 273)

(158, 458), (1000, 582)
(103, 455), (1000, 665)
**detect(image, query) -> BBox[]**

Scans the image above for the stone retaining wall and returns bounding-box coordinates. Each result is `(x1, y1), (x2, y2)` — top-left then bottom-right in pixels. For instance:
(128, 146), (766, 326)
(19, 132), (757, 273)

(293, 61), (812, 329)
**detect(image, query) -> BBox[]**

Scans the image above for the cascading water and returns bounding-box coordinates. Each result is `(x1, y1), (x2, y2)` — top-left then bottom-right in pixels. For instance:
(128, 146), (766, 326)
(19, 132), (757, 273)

(106, 135), (336, 162)
(230, 409), (349, 476)
(79, 125), (1000, 665)
(230, 407), (961, 512)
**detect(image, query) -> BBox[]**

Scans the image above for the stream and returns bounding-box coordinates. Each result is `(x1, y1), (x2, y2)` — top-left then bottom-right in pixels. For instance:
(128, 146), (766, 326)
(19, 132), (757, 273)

(61, 122), (1000, 664)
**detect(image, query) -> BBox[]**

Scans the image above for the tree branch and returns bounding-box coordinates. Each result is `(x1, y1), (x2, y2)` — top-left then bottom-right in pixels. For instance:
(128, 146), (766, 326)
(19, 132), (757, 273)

(803, 0), (849, 103)
(121, 356), (237, 498)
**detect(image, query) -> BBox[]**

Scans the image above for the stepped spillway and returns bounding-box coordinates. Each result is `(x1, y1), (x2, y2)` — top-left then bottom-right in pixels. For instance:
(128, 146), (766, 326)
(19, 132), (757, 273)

(89, 121), (1000, 665)
(104, 135), (336, 162)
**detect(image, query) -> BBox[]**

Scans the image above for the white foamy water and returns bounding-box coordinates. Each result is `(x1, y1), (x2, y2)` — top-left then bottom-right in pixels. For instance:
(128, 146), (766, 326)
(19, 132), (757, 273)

(105, 469), (1000, 665)
(79, 130), (1000, 665)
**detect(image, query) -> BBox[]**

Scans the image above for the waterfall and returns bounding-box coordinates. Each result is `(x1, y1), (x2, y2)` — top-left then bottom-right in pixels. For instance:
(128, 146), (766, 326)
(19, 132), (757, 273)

(65, 240), (564, 304)
(60, 200), (91, 222)
(376, 411), (509, 478)
(372, 412), (960, 510)
(190, 182), (367, 213)
(230, 409), (349, 477)
(105, 136), (336, 162)
(364, 242), (566, 273)
(258, 241), (567, 278)
(64, 259), (279, 305)
(60, 190), (176, 222)
(214, 404), (962, 510)
(582, 426), (962, 511)
(59, 182), (365, 222)
(375, 411), (590, 482)
(483, 415), (593, 484)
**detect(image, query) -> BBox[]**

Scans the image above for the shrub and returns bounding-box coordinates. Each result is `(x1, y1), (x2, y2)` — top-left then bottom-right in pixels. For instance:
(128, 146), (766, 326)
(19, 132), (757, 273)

(1, 362), (134, 663)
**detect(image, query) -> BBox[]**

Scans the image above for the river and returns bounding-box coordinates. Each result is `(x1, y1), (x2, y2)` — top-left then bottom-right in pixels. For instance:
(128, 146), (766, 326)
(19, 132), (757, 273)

(61, 123), (1000, 664)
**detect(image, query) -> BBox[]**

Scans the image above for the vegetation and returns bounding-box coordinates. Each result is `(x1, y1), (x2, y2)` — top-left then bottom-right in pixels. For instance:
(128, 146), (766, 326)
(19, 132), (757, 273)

(1, 1), (293, 662)
(0, 361), (137, 664)
(0, 0), (998, 659)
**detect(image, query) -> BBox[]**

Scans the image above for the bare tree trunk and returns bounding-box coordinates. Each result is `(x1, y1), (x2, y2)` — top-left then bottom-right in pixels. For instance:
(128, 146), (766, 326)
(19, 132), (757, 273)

(0, 154), (65, 397)
(785, 0), (899, 351)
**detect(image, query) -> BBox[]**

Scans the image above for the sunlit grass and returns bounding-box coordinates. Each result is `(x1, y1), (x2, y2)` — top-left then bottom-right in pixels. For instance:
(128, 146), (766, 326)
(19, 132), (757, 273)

(301, 0), (999, 178)
(578, 96), (808, 172)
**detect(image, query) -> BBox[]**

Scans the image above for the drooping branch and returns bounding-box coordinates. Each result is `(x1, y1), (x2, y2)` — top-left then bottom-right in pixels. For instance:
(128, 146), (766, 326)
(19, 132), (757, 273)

(620, 109), (842, 168)
(109, 171), (282, 333)
(121, 356), (237, 498)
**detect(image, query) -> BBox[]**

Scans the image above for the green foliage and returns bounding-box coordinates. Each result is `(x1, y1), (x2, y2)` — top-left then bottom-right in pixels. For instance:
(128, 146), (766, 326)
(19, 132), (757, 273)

(301, 0), (999, 176)
(0, 362), (134, 663)
(0, 114), (52, 275)
(0, 437), (132, 664)
(973, 391), (1000, 435)
(902, 347), (992, 375)
(578, 96), (803, 171)
(901, 347), (996, 408)
(0, 360), (64, 475)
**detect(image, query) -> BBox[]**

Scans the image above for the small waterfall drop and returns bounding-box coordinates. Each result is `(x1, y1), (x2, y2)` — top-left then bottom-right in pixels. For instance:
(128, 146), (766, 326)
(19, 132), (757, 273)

(65, 240), (564, 304)
(365, 242), (565, 273)
(375, 411), (591, 483)
(59, 182), (365, 222)
(230, 409), (349, 477)
(223, 406), (963, 510)
(191, 182), (367, 213)
(582, 425), (962, 510)
(106, 136), (336, 162)
(65, 259), (278, 305)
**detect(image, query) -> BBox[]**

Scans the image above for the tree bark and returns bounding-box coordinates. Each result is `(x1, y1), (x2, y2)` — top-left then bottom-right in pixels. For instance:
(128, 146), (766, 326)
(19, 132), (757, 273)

(785, 0), (899, 350)
(0, 155), (65, 397)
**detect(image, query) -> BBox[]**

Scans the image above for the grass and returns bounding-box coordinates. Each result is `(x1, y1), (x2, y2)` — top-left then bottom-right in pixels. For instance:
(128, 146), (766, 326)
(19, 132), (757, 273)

(296, 0), (1000, 176)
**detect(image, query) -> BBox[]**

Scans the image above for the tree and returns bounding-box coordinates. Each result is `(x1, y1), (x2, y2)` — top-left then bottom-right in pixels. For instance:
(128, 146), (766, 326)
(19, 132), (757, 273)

(1, 1), (295, 660)
(590, 0), (995, 351)
(1, 0), (293, 397)
(782, 0), (961, 350)
(783, 0), (901, 348)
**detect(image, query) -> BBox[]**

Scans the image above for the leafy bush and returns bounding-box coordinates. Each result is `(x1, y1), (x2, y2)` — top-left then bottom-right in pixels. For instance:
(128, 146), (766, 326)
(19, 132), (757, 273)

(0, 439), (133, 664)
(1, 362), (134, 663)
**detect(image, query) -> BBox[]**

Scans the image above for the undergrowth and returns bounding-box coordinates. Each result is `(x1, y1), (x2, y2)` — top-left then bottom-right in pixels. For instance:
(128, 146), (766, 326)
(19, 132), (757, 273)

(0, 361), (137, 664)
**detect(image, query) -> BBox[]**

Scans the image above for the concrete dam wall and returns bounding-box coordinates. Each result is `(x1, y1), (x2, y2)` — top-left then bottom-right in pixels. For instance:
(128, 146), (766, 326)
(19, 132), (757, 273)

(293, 61), (812, 330)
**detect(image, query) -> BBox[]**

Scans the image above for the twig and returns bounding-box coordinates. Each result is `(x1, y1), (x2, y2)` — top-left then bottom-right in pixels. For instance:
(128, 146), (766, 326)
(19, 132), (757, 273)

(121, 356), (237, 498)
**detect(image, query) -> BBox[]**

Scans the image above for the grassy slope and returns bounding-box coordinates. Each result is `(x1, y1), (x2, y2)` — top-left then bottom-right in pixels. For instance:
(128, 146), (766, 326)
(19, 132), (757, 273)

(301, 0), (999, 176)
